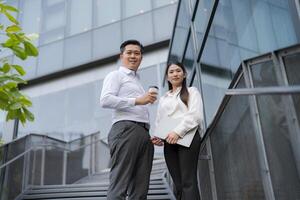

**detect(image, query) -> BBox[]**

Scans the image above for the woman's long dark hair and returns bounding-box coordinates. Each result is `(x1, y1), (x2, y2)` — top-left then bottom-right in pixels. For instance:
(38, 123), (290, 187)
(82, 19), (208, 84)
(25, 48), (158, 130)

(165, 62), (189, 107)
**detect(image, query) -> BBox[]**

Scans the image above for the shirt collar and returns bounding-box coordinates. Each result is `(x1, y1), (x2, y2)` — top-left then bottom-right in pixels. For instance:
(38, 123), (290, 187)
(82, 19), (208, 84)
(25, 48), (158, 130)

(166, 86), (182, 96)
(119, 66), (140, 78)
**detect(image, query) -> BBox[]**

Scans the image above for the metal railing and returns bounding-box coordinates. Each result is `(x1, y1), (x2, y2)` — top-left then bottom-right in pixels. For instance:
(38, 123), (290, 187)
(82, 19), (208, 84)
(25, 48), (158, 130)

(0, 132), (110, 200)
(197, 45), (300, 200)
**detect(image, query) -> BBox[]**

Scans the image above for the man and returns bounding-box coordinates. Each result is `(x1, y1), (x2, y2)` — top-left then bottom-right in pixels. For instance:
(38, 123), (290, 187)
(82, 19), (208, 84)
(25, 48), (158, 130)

(100, 40), (156, 200)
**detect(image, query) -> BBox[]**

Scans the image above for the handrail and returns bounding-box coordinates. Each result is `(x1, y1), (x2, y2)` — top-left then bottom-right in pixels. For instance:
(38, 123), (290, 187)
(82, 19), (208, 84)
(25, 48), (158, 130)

(200, 87), (300, 152)
(0, 132), (102, 170)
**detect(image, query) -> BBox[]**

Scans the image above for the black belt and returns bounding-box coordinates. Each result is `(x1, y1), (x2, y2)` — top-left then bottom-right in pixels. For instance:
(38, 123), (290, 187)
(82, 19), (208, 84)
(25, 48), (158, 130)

(127, 120), (150, 131)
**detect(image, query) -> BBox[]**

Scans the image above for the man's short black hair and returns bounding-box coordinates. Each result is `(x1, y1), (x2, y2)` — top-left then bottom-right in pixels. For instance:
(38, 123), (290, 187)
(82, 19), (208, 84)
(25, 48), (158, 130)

(120, 39), (144, 54)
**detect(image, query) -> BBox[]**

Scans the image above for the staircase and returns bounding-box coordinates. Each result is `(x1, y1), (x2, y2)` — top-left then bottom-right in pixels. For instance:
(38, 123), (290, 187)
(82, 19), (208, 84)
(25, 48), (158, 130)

(21, 159), (175, 200)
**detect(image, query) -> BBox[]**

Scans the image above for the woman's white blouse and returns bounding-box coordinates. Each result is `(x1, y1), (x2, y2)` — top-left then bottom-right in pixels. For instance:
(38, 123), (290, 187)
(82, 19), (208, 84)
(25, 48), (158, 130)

(155, 87), (204, 138)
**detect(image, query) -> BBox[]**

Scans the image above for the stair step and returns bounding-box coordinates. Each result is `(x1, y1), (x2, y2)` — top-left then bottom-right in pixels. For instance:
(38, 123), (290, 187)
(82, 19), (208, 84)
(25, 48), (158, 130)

(25, 184), (169, 195)
(23, 194), (174, 200)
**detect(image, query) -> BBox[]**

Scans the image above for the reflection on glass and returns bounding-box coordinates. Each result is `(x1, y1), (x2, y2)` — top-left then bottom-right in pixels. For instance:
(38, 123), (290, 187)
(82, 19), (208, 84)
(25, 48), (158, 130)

(153, 4), (177, 41)
(200, 62), (232, 124)
(194, 0), (213, 46)
(250, 61), (279, 87)
(284, 53), (300, 85)
(211, 94), (265, 199)
(122, 13), (154, 45)
(257, 94), (300, 199)
(183, 34), (196, 76)
(37, 41), (64, 76)
(64, 32), (92, 68)
(283, 53), (300, 130)
(21, 0), (42, 45)
(123, 0), (151, 18)
(68, 0), (92, 36)
(169, 0), (190, 62)
(95, 0), (121, 27)
(93, 22), (121, 59)
(153, 0), (177, 8)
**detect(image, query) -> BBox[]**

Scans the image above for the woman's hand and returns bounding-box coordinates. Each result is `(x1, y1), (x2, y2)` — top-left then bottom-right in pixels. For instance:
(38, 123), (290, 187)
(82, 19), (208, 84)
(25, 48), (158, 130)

(166, 132), (179, 144)
(151, 137), (164, 146)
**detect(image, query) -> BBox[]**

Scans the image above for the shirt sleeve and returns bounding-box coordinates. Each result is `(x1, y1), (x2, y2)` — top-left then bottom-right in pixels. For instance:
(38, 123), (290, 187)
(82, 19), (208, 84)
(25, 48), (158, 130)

(100, 71), (136, 109)
(173, 87), (204, 138)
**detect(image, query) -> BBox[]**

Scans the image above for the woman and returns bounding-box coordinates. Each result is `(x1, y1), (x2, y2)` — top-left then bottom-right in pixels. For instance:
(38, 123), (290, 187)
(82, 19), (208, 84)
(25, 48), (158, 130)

(152, 62), (203, 200)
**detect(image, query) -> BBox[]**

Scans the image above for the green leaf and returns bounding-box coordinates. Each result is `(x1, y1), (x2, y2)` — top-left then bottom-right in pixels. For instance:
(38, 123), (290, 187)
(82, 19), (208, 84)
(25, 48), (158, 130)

(9, 102), (22, 110)
(6, 25), (21, 33)
(0, 98), (7, 109)
(2, 63), (11, 73)
(3, 11), (18, 24)
(6, 109), (17, 121)
(3, 82), (17, 89)
(2, 38), (18, 48)
(3, 4), (19, 13)
(24, 41), (38, 56)
(12, 46), (27, 60)
(12, 65), (26, 76)
(23, 107), (34, 121)
(0, 91), (9, 101)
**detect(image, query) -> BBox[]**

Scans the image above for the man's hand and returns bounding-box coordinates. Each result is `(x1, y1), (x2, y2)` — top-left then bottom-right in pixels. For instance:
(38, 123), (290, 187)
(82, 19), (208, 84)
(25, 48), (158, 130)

(151, 137), (164, 146)
(135, 92), (157, 105)
(166, 132), (179, 144)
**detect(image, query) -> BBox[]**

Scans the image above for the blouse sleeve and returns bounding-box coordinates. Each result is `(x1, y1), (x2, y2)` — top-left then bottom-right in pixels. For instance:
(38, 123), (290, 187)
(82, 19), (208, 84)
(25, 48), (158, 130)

(173, 87), (204, 138)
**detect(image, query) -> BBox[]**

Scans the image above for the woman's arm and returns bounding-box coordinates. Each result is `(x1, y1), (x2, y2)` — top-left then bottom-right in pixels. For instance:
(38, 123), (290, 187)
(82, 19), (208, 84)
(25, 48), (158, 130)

(172, 87), (204, 138)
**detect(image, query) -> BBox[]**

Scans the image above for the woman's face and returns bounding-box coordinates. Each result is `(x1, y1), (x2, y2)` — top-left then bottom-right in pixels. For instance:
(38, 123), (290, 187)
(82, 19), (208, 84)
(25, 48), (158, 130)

(167, 64), (186, 88)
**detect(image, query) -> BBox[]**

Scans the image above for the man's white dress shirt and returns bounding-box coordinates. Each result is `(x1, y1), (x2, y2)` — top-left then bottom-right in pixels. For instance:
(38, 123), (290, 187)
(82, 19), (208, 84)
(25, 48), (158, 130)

(100, 66), (149, 124)
(155, 87), (204, 138)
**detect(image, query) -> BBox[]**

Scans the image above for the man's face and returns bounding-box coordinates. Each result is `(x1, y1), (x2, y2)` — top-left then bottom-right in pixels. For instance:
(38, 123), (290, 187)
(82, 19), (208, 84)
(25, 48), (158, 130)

(120, 44), (142, 71)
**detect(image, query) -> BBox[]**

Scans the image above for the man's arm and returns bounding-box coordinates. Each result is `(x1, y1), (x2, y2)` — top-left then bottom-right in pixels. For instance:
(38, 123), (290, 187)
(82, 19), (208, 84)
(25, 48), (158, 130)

(100, 72), (136, 109)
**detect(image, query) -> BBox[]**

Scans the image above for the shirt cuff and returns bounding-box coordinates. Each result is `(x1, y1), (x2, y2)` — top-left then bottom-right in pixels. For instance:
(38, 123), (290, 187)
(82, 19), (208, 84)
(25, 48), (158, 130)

(128, 98), (136, 106)
(173, 127), (185, 138)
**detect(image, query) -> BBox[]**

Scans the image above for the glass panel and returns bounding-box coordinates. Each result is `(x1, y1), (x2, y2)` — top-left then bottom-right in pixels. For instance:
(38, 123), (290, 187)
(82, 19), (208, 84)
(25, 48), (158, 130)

(169, 0), (190, 62)
(256, 94), (300, 199)
(0, 160), (24, 200)
(122, 13), (154, 45)
(46, 0), (64, 6)
(153, 0), (178, 8)
(250, 61), (279, 87)
(20, 0), (42, 46)
(183, 34), (196, 76)
(66, 145), (90, 184)
(95, 0), (121, 27)
(64, 32), (92, 69)
(283, 53), (300, 126)
(200, 62), (232, 124)
(13, 56), (37, 80)
(37, 40), (64, 76)
(283, 53), (300, 85)
(29, 149), (42, 185)
(42, 4), (65, 32)
(153, 4), (177, 41)
(123, 0), (151, 18)
(198, 144), (213, 200)
(65, 82), (98, 136)
(92, 22), (121, 59)
(39, 28), (64, 45)
(68, 0), (92, 36)
(44, 148), (63, 185)
(194, 0), (214, 47)
(210, 94), (265, 199)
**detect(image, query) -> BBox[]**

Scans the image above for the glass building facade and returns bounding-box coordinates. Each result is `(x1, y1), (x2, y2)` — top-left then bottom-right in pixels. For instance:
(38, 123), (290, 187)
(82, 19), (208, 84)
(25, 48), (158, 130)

(0, 0), (178, 141)
(168, 0), (300, 199)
